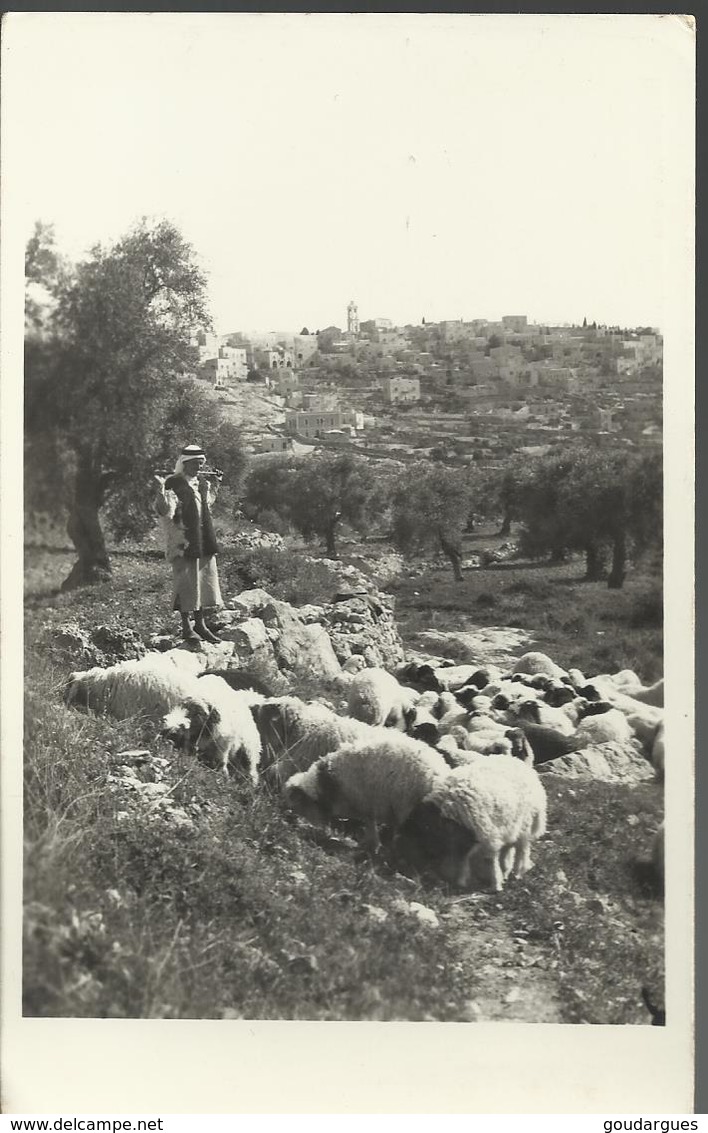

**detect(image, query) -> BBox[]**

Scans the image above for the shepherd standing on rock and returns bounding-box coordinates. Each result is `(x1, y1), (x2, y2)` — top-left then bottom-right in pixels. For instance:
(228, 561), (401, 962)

(154, 444), (224, 644)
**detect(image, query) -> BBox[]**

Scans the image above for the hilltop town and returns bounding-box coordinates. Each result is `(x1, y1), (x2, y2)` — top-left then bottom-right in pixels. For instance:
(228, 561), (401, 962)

(192, 303), (663, 468)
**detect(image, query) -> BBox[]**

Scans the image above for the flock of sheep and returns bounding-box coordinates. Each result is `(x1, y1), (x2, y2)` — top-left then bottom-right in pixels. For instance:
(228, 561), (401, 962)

(64, 646), (665, 893)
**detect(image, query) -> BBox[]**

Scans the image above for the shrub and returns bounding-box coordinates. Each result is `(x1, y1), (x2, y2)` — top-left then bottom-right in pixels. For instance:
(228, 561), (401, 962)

(220, 547), (341, 607)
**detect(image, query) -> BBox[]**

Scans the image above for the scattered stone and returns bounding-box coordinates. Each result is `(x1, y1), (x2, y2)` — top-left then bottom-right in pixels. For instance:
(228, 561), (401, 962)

(363, 904), (389, 924)
(393, 900), (440, 928)
(537, 741), (655, 784)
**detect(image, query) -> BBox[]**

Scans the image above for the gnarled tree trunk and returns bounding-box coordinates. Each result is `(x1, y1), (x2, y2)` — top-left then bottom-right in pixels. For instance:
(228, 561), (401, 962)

(61, 453), (112, 591)
(584, 542), (607, 581)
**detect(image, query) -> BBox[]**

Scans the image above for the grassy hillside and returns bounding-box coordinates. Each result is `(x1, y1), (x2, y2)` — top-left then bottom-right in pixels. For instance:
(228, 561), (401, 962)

(23, 534), (664, 1023)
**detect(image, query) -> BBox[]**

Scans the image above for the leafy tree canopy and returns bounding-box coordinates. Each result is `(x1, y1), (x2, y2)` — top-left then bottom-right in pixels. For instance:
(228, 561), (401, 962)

(25, 217), (247, 585)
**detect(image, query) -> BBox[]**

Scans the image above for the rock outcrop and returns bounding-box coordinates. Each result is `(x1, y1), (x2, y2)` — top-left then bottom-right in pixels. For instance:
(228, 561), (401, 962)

(536, 741), (655, 785)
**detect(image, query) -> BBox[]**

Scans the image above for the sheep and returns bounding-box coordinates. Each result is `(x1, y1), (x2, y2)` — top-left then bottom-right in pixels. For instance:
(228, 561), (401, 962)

(346, 668), (419, 730)
(624, 678), (664, 708)
(250, 695), (374, 787)
(394, 660), (444, 693)
(505, 719), (579, 765)
(435, 734), (467, 767)
(283, 734), (450, 850)
(511, 651), (568, 680)
(586, 677), (664, 724)
(510, 698), (576, 736)
(594, 669), (664, 708)
(572, 707), (634, 747)
(397, 755), (547, 892)
(432, 665), (497, 693)
(160, 648), (209, 675)
(404, 704), (440, 747)
(416, 690), (444, 715)
(455, 686), (494, 713)
(543, 682), (578, 708)
(160, 675), (263, 782)
(64, 652), (205, 723)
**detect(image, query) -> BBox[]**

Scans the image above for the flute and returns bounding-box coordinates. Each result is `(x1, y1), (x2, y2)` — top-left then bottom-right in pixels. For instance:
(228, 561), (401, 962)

(153, 468), (224, 481)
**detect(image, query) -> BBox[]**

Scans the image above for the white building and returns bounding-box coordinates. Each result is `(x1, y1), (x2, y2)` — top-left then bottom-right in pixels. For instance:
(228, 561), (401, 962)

(380, 376), (421, 404)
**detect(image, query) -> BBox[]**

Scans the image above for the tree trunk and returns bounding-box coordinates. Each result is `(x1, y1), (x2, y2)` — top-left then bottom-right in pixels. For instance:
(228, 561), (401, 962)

(584, 543), (606, 581)
(549, 545), (567, 565)
(440, 535), (464, 582)
(61, 454), (112, 591)
(607, 530), (627, 589)
(498, 511), (512, 536)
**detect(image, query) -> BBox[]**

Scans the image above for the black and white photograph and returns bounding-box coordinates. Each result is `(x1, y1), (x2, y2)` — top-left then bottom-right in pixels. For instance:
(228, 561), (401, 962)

(2, 11), (695, 1114)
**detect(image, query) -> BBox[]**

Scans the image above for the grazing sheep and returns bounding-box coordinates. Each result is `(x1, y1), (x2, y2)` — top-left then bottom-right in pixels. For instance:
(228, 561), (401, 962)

(65, 652), (205, 723)
(626, 678), (664, 708)
(572, 707), (634, 747)
(161, 675), (263, 782)
(512, 699), (576, 736)
(397, 756), (547, 892)
(511, 651), (567, 680)
(596, 670), (664, 708)
(394, 661), (444, 693)
(567, 668), (587, 689)
(543, 682), (577, 708)
(435, 734), (467, 767)
(432, 665), (496, 693)
(507, 720), (579, 764)
(416, 690), (444, 716)
(586, 677), (664, 724)
(346, 668), (418, 730)
(251, 695), (373, 786)
(455, 686), (493, 712)
(404, 704), (441, 746)
(283, 734), (450, 849)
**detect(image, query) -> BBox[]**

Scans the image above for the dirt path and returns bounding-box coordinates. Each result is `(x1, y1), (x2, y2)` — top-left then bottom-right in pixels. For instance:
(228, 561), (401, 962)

(442, 900), (563, 1022)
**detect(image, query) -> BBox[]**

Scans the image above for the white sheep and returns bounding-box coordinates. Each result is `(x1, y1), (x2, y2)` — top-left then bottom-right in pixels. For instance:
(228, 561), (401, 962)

(625, 678), (664, 708)
(346, 668), (418, 730)
(251, 695), (374, 787)
(161, 675), (264, 782)
(283, 733), (450, 850)
(587, 676), (664, 721)
(432, 665), (494, 693)
(404, 703), (441, 746)
(572, 707), (634, 747)
(509, 698), (576, 737)
(64, 652), (205, 723)
(511, 651), (568, 680)
(398, 756), (547, 892)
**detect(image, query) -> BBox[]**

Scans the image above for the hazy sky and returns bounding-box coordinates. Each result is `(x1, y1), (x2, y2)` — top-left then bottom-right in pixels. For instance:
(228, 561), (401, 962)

(4, 13), (694, 335)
